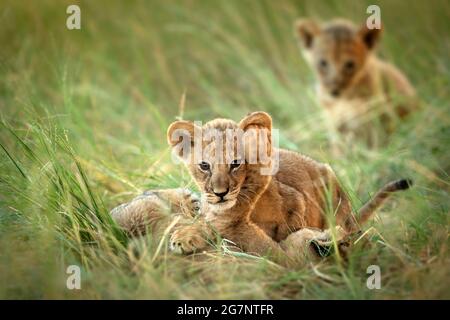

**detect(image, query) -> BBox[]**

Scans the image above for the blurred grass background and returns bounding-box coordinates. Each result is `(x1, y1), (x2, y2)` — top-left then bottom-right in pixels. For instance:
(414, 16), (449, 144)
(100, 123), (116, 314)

(0, 0), (449, 299)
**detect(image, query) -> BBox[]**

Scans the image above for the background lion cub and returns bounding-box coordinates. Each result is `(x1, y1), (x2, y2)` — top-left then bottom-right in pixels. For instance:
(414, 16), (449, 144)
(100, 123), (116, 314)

(295, 19), (417, 145)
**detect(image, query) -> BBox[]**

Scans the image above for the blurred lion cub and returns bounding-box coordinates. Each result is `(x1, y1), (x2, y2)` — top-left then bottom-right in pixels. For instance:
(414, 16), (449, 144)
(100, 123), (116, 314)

(295, 19), (416, 145)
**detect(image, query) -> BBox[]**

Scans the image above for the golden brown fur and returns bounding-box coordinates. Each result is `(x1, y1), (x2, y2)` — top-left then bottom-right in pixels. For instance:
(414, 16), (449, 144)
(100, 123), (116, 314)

(295, 19), (417, 145)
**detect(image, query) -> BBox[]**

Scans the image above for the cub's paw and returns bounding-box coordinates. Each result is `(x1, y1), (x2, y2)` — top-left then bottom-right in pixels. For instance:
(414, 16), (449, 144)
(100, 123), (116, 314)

(282, 227), (353, 259)
(170, 188), (202, 217)
(170, 225), (208, 255)
(184, 191), (201, 216)
(281, 228), (325, 259)
(310, 226), (356, 257)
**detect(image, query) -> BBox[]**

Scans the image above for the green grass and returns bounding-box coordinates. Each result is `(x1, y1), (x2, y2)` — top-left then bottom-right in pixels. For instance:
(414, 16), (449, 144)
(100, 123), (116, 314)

(0, 0), (449, 299)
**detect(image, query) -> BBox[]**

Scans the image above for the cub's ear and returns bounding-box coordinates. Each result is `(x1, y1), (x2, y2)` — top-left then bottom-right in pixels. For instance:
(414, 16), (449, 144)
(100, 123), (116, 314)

(239, 112), (273, 165)
(295, 19), (320, 49)
(167, 120), (201, 159)
(239, 111), (272, 132)
(359, 24), (383, 50)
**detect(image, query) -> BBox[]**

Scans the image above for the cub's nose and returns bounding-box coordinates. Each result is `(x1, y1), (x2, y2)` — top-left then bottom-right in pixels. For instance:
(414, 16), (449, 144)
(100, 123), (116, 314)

(331, 89), (340, 97)
(213, 189), (229, 199)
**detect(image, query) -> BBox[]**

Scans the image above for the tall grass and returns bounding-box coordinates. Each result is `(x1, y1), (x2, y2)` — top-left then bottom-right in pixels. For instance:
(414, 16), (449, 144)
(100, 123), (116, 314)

(0, 0), (449, 299)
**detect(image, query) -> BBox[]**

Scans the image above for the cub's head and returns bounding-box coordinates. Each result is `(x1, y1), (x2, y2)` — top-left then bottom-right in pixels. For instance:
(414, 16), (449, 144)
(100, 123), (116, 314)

(295, 19), (382, 98)
(167, 112), (273, 212)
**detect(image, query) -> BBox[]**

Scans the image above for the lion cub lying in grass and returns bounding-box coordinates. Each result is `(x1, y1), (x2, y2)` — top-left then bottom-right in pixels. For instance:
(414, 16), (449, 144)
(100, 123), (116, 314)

(295, 19), (417, 145)
(111, 112), (411, 265)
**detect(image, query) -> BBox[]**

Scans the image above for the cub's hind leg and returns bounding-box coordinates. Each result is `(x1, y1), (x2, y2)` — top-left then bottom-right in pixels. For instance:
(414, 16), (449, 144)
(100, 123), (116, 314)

(280, 228), (326, 261)
(281, 226), (352, 262)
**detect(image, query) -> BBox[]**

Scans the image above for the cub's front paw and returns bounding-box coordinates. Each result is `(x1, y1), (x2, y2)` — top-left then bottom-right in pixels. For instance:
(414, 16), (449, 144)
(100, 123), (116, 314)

(172, 188), (201, 217)
(170, 225), (208, 255)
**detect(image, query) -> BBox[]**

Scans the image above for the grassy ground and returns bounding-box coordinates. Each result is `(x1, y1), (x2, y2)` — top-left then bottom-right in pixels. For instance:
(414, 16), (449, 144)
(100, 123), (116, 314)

(0, 0), (449, 299)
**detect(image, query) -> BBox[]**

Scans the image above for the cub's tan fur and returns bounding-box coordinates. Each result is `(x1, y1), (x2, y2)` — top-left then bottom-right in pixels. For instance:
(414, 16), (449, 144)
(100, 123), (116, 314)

(295, 19), (416, 144)
(167, 112), (411, 264)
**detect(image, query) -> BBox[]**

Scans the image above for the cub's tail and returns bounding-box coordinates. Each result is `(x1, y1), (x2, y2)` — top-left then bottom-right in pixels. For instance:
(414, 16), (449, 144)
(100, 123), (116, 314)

(356, 178), (413, 226)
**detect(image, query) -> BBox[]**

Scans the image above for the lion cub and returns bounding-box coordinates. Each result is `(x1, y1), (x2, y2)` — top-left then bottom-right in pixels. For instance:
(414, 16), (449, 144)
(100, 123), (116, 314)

(167, 112), (411, 264)
(295, 19), (416, 145)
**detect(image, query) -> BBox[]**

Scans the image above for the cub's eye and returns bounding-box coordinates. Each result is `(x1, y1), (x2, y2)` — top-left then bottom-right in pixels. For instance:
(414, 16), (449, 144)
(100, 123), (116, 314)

(230, 159), (242, 171)
(318, 59), (328, 69)
(344, 60), (355, 72)
(198, 161), (210, 171)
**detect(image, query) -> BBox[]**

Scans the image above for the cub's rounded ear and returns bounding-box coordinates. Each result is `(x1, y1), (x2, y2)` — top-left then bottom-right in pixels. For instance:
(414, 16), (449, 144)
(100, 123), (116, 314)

(295, 19), (320, 49)
(167, 120), (194, 147)
(359, 24), (383, 50)
(239, 111), (272, 132)
(167, 120), (201, 158)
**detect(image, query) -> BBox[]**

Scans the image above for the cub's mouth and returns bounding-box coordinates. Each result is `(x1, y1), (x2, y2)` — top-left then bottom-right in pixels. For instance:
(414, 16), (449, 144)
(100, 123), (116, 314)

(207, 198), (237, 211)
